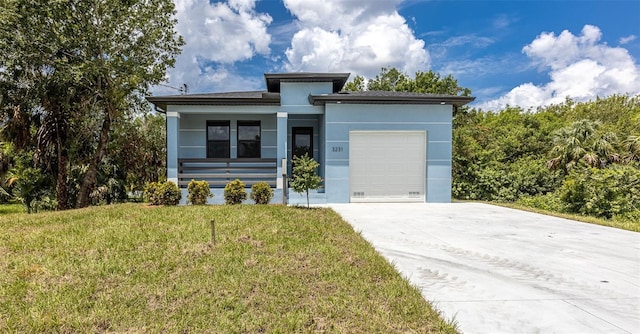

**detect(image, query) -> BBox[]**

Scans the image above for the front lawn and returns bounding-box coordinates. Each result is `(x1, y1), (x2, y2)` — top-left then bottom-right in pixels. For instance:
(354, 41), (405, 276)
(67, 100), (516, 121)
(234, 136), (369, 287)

(0, 204), (456, 333)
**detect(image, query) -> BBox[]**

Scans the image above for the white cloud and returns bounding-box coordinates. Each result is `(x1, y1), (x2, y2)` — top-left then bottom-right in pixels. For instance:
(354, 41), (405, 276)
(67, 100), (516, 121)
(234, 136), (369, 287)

(492, 14), (517, 30)
(155, 0), (430, 94)
(439, 54), (524, 79)
(175, 0), (272, 63)
(155, 0), (272, 94)
(479, 25), (640, 110)
(282, 0), (429, 78)
(620, 35), (637, 45)
(437, 35), (495, 49)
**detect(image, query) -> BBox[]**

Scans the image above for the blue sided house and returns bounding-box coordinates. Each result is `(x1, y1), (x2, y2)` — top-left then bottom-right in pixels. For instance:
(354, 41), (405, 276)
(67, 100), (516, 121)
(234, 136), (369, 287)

(146, 72), (474, 204)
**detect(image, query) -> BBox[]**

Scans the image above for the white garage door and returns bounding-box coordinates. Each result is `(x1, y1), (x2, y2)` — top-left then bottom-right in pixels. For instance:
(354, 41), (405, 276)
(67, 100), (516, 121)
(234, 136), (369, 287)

(349, 131), (426, 202)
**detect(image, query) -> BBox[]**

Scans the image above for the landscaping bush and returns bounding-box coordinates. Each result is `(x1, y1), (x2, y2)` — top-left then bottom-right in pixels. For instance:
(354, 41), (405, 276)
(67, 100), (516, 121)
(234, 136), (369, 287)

(250, 182), (274, 204)
(144, 181), (181, 206)
(187, 180), (212, 205)
(144, 182), (160, 205)
(224, 179), (247, 205)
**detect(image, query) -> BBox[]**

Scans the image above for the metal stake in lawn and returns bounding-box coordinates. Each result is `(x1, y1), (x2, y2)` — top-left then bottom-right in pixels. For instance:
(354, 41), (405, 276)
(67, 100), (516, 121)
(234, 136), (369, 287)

(210, 219), (216, 245)
(282, 158), (288, 205)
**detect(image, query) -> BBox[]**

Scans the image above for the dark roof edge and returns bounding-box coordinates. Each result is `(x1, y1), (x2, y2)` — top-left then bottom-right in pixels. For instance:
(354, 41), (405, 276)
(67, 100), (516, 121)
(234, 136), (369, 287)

(265, 72), (350, 93)
(308, 94), (475, 107)
(146, 94), (280, 112)
(264, 72), (350, 80)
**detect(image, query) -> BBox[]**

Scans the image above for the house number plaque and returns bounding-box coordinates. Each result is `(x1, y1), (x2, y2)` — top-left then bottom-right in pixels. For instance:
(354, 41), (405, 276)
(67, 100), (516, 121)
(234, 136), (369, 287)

(331, 146), (343, 152)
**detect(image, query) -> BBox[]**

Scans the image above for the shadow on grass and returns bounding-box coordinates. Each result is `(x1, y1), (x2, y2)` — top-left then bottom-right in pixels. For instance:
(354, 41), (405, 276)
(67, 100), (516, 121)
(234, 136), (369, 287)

(289, 205), (323, 210)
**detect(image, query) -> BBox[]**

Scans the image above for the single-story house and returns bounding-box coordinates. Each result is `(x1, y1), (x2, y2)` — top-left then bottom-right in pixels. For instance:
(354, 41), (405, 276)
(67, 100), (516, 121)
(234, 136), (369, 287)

(146, 72), (474, 204)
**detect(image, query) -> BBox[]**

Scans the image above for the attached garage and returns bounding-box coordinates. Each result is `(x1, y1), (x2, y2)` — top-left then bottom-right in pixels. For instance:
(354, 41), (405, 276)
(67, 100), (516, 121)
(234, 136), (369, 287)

(349, 131), (426, 202)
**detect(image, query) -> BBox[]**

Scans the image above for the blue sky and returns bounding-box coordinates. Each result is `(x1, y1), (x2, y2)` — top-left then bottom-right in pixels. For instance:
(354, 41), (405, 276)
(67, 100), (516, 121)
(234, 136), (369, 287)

(161, 0), (640, 110)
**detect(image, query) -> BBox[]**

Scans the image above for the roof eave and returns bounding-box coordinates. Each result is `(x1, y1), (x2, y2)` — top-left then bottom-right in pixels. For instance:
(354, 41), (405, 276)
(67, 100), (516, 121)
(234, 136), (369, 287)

(308, 95), (475, 107)
(146, 96), (281, 112)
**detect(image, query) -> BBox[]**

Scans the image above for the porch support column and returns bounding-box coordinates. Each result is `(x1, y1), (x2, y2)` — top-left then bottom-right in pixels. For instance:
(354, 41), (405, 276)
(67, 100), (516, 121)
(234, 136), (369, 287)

(276, 111), (288, 189)
(166, 111), (180, 185)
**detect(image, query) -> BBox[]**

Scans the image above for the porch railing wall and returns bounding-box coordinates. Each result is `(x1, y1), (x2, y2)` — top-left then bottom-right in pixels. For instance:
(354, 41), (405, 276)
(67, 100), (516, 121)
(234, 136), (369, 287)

(177, 158), (277, 187)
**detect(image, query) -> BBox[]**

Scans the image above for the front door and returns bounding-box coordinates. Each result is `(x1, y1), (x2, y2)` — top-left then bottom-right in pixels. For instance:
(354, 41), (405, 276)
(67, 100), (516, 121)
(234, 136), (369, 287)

(292, 127), (313, 159)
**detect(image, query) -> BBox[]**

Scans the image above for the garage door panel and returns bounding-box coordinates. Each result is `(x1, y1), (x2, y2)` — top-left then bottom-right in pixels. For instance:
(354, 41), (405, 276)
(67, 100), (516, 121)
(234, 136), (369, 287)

(350, 131), (426, 202)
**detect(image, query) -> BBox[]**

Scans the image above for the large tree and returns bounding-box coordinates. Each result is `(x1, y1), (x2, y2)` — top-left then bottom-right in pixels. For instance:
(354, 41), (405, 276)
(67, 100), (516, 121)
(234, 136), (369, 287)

(0, 0), (183, 209)
(344, 67), (471, 97)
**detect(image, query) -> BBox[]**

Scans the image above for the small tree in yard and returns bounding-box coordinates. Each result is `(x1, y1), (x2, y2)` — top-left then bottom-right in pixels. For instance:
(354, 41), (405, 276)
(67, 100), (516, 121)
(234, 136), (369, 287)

(290, 154), (322, 208)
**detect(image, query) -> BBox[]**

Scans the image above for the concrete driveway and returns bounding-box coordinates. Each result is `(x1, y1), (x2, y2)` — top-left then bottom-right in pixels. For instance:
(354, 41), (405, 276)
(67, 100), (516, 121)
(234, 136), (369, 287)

(329, 203), (640, 334)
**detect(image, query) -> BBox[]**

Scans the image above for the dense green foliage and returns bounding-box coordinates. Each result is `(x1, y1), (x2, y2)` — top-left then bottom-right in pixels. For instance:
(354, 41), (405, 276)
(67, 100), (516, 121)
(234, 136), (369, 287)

(452, 107), (564, 201)
(10, 167), (53, 213)
(144, 181), (181, 206)
(0, 0), (182, 210)
(250, 182), (274, 204)
(344, 67), (471, 96)
(224, 179), (247, 205)
(455, 96), (639, 222)
(559, 166), (639, 220)
(186, 180), (212, 205)
(290, 154), (323, 208)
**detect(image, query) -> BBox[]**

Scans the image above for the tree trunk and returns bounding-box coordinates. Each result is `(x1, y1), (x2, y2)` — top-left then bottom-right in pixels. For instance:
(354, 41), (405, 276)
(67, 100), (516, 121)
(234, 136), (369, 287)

(56, 148), (69, 210)
(306, 189), (309, 208)
(55, 118), (69, 210)
(76, 108), (112, 208)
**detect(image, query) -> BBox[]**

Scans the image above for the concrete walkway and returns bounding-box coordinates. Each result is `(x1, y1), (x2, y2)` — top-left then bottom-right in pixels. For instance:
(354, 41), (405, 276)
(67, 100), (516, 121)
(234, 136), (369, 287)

(329, 203), (640, 334)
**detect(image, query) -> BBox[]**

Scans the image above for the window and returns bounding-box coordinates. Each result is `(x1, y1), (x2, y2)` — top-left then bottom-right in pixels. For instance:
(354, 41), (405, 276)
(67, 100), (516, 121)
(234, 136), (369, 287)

(207, 121), (230, 158)
(237, 121), (261, 158)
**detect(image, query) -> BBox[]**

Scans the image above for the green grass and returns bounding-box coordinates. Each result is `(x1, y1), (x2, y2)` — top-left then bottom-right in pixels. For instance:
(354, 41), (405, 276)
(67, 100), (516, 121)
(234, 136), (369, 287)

(0, 203), (25, 215)
(0, 204), (456, 333)
(482, 201), (640, 233)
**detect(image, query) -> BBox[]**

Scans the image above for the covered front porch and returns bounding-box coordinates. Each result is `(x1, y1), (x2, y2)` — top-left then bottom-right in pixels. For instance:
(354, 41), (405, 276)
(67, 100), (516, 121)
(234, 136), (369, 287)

(165, 108), (324, 204)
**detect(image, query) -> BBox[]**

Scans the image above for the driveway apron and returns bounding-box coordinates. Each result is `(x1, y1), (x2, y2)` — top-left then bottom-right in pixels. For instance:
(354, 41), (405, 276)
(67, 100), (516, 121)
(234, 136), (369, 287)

(329, 203), (640, 334)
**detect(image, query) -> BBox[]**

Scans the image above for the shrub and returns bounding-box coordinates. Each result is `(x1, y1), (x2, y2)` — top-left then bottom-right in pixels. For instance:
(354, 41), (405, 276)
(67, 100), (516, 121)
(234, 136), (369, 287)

(187, 180), (212, 205)
(560, 166), (640, 219)
(250, 182), (274, 204)
(144, 182), (160, 205)
(159, 181), (182, 206)
(11, 167), (51, 213)
(32, 196), (58, 213)
(145, 181), (181, 206)
(516, 192), (564, 212)
(224, 179), (247, 205)
(613, 210), (640, 224)
(90, 178), (125, 205)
